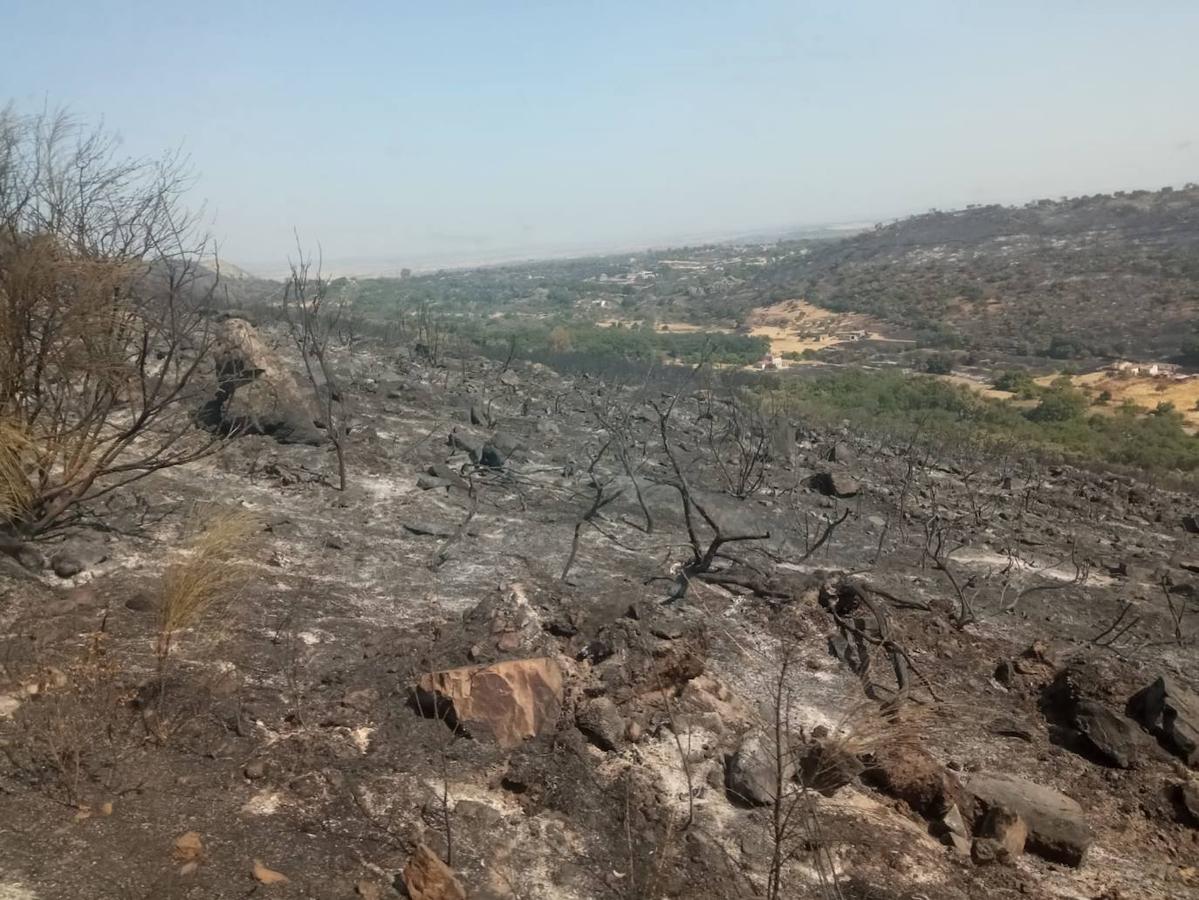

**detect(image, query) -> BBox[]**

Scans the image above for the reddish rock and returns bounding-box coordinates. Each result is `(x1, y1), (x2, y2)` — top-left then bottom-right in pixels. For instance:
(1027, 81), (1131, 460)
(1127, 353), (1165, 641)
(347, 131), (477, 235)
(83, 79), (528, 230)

(413, 657), (564, 748)
(403, 845), (465, 900)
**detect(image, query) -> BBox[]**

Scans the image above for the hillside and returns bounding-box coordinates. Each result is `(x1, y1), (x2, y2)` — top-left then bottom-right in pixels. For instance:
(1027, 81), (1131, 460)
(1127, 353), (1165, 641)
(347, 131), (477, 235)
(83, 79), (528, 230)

(758, 185), (1199, 360)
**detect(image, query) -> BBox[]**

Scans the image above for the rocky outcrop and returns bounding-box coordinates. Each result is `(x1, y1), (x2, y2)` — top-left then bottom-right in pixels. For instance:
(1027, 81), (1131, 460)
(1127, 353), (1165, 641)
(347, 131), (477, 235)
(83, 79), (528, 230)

(1127, 676), (1199, 766)
(963, 773), (1093, 866)
(412, 658), (564, 749)
(199, 318), (322, 445)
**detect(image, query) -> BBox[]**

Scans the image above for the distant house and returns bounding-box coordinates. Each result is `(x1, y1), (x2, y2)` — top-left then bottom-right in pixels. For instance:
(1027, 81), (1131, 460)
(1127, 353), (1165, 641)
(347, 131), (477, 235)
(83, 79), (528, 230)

(835, 330), (868, 342)
(758, 354), (778, 371)
(1110, 360), (1180, 378)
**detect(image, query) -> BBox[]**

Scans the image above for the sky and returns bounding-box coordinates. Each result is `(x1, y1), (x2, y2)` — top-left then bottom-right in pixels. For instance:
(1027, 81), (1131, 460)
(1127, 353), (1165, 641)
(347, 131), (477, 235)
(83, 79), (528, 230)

(3, 1), (1198, 274)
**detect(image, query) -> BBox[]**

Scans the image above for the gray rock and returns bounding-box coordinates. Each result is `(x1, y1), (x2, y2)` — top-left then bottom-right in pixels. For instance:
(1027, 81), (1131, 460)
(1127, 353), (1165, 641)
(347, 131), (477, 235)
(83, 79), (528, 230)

(806, 471), (860, 498)
(1073, 700), (1141, 769)
(575, 697), (625, 752)
(417, 474), (451, 491)
(1127, 675), (1199, 766)
(1177, 781), (1199, 828)
(200, 318), (323, 445)
(963, 773), (1093, 866)
(448, 428), (486, 462)
(481, 432), (522, 469)
(726, 733), (787, 806)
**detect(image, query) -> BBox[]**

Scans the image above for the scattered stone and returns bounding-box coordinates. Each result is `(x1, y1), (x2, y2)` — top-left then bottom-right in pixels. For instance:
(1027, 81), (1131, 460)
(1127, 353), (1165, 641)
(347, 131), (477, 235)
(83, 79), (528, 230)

(417, 474), (451, 491)
(172, 831), (204, 863)
(447, 428), (485, 462)
(963, 773), (1092, 866)
(575, 696), (624, 752)
(124, 593), (157, 613)
(412, 658), (564, 748)
(49, 542), (107, 578)
(1127, 676), (1199, 765)
(244, 760), (268, 780)
(403, 844), (466, 900)
(480, 432), (520, 468)
(726, 733), (787, 806)
(806, 471), (860, 498)
(252, 860), (289, 885)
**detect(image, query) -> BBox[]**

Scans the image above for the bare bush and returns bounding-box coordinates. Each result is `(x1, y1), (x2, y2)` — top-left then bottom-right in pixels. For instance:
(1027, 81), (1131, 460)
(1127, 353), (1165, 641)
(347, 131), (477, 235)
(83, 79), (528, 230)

(0, 106), (224, 536)
(283, 244), (349, 490)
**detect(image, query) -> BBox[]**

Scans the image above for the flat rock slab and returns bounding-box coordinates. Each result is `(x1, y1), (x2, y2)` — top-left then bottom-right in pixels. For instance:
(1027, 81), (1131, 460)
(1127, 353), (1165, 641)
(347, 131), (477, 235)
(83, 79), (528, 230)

(963, 773), (1093, 867)
(413, 657), (563, 749)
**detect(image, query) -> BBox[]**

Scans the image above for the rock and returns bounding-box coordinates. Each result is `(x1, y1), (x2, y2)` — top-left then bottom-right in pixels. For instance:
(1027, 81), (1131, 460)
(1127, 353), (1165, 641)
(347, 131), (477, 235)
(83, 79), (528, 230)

(994, 659), (1016, 687)
(426, 463), (470, 490)
(1044, 662), (1143, 767)
(252, 860), (289, 885)
(0, 694), (20, 717)
(864, 744), (958, 817)
(806, 471), (860, 499)
(575, 697), (624, 751)
(726, 733), (787, 806)
(199, 318), (323, 445)
(798, 737), (863, 797)
(1127, 676), (1199, 765)
(976, 805), (1028, 861)
(1183, 514), (1199, 534)
(49, 541), (106, 578)
(0, 537), (44, 571)
(172, 831), (204, 863)
(469, 402), (489, 427)
(412, 658), (564, 749)
(1072, 701), (1141, 769)
(825, 442), (857, 467)
(417, 474), (451, 491)
(125, 593), (157, 613)
(447, 428), (486, 462)
(481, 432), (521, 469)
(1175, 781), (1199, 827)
(403, 844), (466, 900)
(244, 760), (268, 780)
(963, 773), (1092, 866)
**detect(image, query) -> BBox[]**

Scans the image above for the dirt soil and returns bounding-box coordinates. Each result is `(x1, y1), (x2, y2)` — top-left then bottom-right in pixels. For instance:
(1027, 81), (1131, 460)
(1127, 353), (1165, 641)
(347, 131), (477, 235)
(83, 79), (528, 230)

(2, 322), (1198, 899)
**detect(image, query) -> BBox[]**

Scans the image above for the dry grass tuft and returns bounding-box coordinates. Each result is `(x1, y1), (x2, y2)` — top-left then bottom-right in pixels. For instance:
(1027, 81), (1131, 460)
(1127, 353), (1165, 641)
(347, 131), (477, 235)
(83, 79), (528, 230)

(156, 509), (260, 662)
(0, 419), (34, 525)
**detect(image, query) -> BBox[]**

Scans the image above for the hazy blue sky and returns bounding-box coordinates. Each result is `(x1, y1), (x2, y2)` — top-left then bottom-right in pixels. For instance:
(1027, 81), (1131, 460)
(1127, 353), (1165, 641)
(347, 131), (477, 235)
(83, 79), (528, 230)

(4, 1), (1197, 273)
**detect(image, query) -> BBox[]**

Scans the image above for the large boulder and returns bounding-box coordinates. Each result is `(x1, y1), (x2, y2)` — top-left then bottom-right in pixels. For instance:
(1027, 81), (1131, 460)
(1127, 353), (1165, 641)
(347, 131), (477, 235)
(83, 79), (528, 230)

(200, 318), (322, 445)
(1127, 676), (1199, 766)
(412, 658), (564, 749)
(962, 773), (1093, 866)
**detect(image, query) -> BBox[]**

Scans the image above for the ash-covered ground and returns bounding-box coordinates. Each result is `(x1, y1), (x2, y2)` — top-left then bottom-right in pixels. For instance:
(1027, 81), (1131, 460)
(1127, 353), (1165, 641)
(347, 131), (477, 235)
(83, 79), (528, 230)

(2, 320), (1198, 900)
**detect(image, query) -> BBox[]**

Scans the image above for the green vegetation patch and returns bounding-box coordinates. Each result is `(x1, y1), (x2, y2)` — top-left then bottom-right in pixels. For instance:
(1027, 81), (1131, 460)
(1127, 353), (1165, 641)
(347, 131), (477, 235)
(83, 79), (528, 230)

(778, 369), (1199, 473)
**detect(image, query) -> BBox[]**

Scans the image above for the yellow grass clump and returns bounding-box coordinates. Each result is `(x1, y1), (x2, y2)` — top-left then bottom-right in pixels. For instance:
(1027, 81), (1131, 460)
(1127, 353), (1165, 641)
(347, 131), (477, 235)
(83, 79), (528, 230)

(0, 419), (35, 525)
(156, 509), (260, 662)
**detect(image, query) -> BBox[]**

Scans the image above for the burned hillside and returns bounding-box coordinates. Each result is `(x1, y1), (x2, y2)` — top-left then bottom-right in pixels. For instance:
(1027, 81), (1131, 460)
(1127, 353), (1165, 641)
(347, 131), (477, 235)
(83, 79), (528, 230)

(3, 314), (1199, 900)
